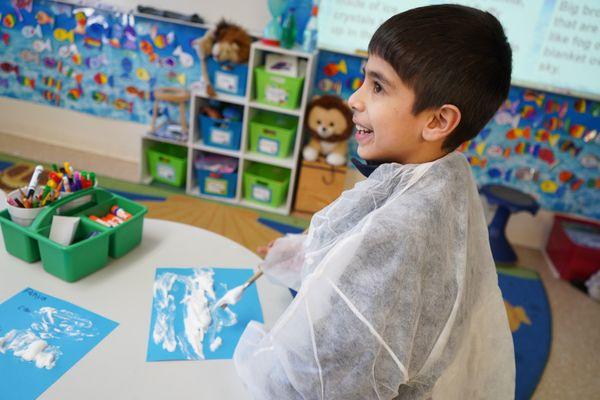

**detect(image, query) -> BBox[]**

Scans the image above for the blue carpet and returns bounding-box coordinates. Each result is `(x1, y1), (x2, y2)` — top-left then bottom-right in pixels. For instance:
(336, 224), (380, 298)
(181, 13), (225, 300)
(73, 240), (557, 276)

(0, 161), (13, 172)
(257, 218), (305, 235)
(107, 189), (166, 202)
(497, 268), (551, 400)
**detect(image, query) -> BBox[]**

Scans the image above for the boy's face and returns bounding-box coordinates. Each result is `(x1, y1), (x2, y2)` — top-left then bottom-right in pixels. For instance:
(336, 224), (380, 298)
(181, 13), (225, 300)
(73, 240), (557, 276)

(348, 56), (431, 163)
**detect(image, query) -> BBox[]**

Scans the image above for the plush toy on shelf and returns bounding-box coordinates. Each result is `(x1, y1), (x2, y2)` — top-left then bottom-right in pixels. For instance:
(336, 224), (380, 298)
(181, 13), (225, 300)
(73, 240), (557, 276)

(193, 20), (252, 97)
(303, 95), (353, 167)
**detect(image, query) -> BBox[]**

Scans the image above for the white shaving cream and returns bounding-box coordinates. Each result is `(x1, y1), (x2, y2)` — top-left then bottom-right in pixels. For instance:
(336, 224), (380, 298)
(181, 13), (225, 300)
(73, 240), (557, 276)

(209, 337), (222, 352)
(152, 268), (239, 359)
(214, 285), (245, 309)
(0, 307), (97, 369)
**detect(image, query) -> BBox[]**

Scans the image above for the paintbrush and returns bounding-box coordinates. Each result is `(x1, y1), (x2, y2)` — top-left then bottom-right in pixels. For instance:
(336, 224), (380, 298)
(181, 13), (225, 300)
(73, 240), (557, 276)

(213, 268), (264, 310)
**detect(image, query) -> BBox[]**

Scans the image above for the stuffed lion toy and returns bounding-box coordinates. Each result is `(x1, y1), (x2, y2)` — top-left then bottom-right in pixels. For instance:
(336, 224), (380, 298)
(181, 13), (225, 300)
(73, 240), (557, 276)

(194, 20), (252, 97)
(303, 95), (353, 166)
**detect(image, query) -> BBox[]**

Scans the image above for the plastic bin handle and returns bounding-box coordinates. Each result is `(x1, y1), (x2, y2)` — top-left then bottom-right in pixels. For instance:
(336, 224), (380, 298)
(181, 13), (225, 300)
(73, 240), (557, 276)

(29, 188), (113, 231)
(263, 129), (277, 136)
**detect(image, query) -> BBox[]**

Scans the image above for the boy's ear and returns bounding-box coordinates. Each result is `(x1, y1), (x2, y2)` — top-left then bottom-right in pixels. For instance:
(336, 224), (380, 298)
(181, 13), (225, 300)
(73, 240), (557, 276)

(422, 104), (461, 143)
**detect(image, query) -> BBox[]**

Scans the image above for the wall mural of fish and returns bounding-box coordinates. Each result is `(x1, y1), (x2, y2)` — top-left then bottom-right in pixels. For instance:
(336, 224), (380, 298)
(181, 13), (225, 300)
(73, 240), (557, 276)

(0, 0), (207, 124)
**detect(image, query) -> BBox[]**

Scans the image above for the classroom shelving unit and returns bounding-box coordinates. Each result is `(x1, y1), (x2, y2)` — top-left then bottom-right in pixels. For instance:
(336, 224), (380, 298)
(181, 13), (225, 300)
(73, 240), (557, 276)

(140, 41), (316, 215)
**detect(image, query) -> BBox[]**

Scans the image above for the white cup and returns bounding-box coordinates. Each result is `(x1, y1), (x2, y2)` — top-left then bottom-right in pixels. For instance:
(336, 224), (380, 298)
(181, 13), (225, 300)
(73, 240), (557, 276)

(6, 187), (47, 227)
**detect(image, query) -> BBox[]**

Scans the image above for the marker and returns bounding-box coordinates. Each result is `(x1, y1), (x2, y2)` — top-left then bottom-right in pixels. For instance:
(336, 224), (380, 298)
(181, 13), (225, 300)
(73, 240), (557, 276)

(63, 162), (72, 178)
(49, 172), (61, 184)
(62, 175), (71, 192)
(90, 172), (96, 186)
(40, 185), (52, 201)
(52, 163), (59, 172)
(26, 165), (44, 199)
(81, 171), (89, 189)
(7, 197), (18, 207)
(73, 171), (81, 191)
(52, 180), (63, 200)
(41, 189), (53, 206)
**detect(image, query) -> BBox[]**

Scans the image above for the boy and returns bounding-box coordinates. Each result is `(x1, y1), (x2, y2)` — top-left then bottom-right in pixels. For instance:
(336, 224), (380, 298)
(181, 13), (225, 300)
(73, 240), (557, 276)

(234, 4), (515, 399)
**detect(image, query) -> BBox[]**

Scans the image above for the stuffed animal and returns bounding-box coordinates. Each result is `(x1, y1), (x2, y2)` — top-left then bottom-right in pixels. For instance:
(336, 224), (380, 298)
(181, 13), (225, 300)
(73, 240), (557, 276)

(194, 20), (252, 97)
(303, 95), (353, 166)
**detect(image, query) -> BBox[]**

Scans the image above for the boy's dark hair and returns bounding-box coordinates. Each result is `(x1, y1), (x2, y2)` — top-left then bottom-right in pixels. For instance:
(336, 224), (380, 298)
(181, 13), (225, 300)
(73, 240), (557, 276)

(369, 4), (512, 151)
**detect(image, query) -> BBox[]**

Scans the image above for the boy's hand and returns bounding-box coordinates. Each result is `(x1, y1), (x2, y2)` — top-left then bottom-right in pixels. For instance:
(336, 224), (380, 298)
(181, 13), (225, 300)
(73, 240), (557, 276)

(257, 239), (277, 258)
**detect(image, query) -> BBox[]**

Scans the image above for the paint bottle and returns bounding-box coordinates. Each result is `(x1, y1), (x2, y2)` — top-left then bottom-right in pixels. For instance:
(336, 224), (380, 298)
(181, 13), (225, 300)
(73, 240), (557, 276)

(280, 8), (297, 49)
(302, 4), (318, 52)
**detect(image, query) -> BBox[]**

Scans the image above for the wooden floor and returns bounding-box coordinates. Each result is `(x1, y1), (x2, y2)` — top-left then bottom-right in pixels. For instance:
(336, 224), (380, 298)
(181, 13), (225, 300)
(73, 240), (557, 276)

(141, 194), (285, 255)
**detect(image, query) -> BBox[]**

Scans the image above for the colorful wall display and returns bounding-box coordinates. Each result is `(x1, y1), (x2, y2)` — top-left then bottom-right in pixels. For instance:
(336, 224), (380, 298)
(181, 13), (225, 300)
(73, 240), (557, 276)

(0, 0), (206, 123)
(313, 50), (600, 219)
(0, 2), (598, 219)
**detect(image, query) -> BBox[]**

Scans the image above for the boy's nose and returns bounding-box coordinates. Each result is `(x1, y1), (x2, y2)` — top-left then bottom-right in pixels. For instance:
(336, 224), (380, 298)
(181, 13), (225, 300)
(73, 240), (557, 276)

(348, 91), (364, 113)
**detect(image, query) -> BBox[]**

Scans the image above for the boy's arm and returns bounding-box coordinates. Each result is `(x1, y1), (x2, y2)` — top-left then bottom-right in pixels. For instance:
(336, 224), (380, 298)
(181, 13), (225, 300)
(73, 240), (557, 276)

(259, 233), (306, 291)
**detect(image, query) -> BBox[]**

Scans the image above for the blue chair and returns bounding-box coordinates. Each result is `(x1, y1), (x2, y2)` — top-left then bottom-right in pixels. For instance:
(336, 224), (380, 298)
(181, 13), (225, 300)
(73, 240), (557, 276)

(480, 184), (539, 264)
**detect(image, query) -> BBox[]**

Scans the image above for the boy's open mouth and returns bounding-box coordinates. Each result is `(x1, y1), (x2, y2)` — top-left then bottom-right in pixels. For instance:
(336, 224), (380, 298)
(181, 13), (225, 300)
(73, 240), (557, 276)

(355, 125), (374, 144)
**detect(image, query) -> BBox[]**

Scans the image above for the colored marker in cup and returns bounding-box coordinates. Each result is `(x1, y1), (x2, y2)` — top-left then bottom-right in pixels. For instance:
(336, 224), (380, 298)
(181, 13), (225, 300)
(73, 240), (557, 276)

(26, 165), (44, 199)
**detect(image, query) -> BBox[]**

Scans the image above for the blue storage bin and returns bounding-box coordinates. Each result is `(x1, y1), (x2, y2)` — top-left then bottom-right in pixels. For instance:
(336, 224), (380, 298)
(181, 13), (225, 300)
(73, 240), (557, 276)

(197, 169), (238, 198)
(199, 114), (243, 150)
(207, 59), (249, 97)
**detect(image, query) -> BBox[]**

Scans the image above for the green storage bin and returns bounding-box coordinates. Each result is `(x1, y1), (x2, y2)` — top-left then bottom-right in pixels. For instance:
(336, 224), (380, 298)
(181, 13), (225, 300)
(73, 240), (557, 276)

(243, 162), (290, 207)
(0, 216), (40, 262)
(147, 143), (187, 187)
(249, 111), (297, 158)
(0, 188), (148, 282)
(254, 66), (304, 109)
(80, 196), (147, 258)
(36, 219), (110, 282)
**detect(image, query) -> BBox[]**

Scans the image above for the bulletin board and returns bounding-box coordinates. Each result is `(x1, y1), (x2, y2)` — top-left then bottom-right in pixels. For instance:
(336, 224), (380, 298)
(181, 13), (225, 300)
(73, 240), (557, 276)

(313, 50), (600, 219)
(0, 0), (206, 123)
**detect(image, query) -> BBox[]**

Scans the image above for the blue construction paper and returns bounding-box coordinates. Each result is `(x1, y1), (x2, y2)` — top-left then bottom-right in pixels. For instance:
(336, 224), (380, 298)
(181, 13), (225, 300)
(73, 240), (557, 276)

(0, 288), (118, 400)
(147, 267), (263, 361)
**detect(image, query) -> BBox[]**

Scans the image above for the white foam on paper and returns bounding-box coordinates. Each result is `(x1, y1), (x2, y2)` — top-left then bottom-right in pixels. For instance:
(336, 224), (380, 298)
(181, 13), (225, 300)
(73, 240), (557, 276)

(0, 307), (97, 369)
(151, 268), (239, 360)
(209, 337), (222, 352)
(214, 285), (245, 309)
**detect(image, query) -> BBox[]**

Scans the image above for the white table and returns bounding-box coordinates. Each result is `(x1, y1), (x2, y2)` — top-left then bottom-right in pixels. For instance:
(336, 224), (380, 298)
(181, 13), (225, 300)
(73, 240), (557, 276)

(0, 218), (292, 399)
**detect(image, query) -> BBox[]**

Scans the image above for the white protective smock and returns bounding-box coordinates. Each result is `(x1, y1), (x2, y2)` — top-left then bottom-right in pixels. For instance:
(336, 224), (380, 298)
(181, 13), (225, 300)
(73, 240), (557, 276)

(234, 151), (515, 399)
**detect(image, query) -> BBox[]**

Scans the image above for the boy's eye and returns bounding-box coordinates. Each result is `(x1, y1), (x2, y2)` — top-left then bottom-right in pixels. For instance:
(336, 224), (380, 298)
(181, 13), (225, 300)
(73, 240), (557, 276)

(373, 81), (382, 93)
